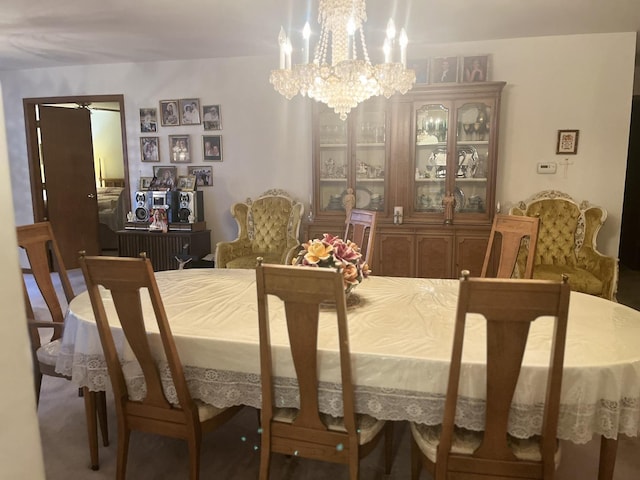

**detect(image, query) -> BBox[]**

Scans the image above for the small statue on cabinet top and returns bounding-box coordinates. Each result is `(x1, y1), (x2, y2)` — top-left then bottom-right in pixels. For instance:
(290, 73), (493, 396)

(343, 187), (355, 223)
(442, 193), (455, 225)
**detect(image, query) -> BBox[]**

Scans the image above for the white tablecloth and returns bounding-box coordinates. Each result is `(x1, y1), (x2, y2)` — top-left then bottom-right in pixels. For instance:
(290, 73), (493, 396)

(56, 269), (640, 443)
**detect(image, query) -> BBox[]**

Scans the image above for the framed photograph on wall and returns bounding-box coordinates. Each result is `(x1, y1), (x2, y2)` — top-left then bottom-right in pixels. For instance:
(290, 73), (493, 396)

(407, 59), (429, 84)
(159, 100), (180, 126)
(177, 175), (197, 191)
(152, 166), (178, 190)
(202, 104), (222, 130)
(139, 176), (154, 190)
(462, 55), (489, 82)
(556, 129), (579, 154)
(140, 136), (160, 162)
(169, 135), (191, 163)
(430, 56), (459, 84)
(179, 98), (201, 125)
(203, 135), (222, 161)
(188, 166), (213, 187)
(139, 108), (158, 132)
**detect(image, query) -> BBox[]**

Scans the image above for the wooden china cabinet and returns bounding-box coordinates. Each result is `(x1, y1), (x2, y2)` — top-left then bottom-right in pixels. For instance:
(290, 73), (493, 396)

(305, 81), (506, 278)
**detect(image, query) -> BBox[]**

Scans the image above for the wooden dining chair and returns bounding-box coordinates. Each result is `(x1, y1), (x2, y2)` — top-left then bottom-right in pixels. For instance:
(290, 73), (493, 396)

(344, 209), (377, 267)
(255, 259), (393, 480)
(481, 214), (540, 278)
(17, 221), (109, 470)
(410, 271), (570, 480)
(78, 253), (242, 480)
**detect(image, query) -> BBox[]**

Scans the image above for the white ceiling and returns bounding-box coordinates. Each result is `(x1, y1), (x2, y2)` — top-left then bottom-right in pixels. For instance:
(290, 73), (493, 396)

(1, 0), (639, 72)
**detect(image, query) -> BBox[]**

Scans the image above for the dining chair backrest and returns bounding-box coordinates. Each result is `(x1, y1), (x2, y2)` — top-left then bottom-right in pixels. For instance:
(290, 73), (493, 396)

(481, 214), (540, 279)
(255, 259), (391, 479)
(344, 209), (377, 266)
(80, 252), (240, 479)
(17, 221), (75, 341)
(437, 272), (570, 480)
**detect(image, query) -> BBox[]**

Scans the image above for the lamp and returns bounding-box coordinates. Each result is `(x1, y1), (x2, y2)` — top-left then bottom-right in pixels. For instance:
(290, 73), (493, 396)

(270, 0), (416, 120)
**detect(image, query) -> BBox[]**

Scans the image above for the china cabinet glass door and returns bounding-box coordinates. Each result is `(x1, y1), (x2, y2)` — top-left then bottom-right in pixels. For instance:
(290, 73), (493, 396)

(315, 101), (387, 216)
(414, 103), (450, 214)
(455, 102), (492, 214)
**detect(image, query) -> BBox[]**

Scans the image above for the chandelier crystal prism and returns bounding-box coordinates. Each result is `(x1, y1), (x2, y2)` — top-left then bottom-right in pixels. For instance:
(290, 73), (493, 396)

(269, 0), (416, 120)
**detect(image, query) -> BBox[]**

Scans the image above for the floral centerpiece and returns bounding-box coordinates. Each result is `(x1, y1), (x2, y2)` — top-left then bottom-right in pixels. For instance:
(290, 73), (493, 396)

(292, 233), (370, 294)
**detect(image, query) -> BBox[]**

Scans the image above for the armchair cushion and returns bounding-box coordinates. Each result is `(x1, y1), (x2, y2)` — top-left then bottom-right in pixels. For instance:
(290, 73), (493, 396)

(510, 190), (618, 300)
(216, 189), (304, 269)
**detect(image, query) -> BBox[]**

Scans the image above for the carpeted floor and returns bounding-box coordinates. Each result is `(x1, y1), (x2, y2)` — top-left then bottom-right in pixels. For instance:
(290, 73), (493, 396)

(34, 267), (640, 479)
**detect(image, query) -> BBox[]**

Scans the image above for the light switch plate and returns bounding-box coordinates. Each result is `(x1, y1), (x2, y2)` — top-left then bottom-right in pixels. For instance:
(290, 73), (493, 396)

(537, 162), (557, 174)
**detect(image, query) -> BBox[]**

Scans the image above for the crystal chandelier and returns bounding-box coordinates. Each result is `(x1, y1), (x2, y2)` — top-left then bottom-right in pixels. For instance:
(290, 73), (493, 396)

(269, 0), (416, 120)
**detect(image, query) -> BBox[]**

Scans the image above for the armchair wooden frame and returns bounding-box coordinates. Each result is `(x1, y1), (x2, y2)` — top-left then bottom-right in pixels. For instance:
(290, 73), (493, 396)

(255, 260), (393, 479)
(481, 214), (540, 279)
(17, 221), (108, 470)
(411, 272), (571, 480)
(344, 209), (377, 267)
(79, 253), (242, 480)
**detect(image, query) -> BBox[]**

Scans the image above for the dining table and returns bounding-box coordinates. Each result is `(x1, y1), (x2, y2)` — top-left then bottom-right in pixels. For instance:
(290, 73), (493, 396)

(56, 268), (640, 479)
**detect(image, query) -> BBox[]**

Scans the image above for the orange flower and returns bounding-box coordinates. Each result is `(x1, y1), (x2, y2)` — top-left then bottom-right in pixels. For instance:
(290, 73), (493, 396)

(303, 239), (333, 265)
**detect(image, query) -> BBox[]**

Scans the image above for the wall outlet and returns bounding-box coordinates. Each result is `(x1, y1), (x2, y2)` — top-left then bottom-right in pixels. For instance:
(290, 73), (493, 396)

(537, 162), (557, 174)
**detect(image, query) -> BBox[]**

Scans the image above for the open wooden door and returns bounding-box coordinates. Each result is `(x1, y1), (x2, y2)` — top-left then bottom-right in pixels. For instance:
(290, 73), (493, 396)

(39, 105), (100, 268)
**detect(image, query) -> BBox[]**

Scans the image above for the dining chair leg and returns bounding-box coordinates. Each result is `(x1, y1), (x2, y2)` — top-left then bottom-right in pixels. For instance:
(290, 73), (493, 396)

(97, 391), (109, 446)
(187, 435), (202, 480)
(410, 435), (421, 480)
(116, 426), (131, 480)
(82, 386), (100, 470)
(384, 421), (394, 474)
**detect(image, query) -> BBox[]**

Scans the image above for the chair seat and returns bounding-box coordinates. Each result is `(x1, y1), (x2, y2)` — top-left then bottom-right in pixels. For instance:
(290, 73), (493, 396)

(410, 423), (562, 466)
(273, 408), (386, 445)
(533, 264), (603, 296)
(195, 400), (235, 422)
(36, 339), (61, 367)
(225, 253), (282, 269)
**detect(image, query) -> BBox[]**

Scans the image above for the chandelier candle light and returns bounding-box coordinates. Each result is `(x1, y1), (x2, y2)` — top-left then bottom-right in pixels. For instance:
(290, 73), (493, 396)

(270, 0), (416, 120)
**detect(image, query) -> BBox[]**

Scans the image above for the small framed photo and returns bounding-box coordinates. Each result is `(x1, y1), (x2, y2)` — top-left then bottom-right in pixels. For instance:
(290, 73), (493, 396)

(407, 59), (429, 84)
(139, 108), (158, 132)
(139, 176), (154, 190)
(188, 166), (213, 187)
(179, 98), (201, 125)
(177, 175), (197, 191)
(462, 55), (489, 83)
(140, 136), (160, 162)
(159, 100), (180, 126)
(152, 166), (178, 190)
(202, 105), (222, 130)
(556, 129), (580, 154)
(430, 56), (459, 84)
(169, 135), (191, 163)
(203, 135), (223, 161)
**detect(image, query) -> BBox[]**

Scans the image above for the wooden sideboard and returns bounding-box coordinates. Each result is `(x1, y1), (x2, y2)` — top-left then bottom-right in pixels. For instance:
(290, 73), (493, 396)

(117, 229), (211, 271)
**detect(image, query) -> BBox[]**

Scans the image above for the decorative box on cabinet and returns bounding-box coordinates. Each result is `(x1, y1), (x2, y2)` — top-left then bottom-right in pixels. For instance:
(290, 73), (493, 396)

(117, 229), (211, 271)
(310, 82), (506, 279)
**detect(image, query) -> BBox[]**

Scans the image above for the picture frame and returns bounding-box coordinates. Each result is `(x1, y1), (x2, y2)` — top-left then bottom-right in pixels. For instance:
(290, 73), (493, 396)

(462, 55), (489, 83)
(430, 56), (459, 84)
(139, 176), (154, 190)
(188, 166), (213, 187)
(139, 108), (158, 132)
(177, 175), (197, 191)
(159, 100), (180, 126)
(407, 59), (429, 84)
(169, 135), (191, 163)
(152, 166), (178, 190)
(140, 136), (160, 162)
(179, 98), (201, 125)
(202, 104), (222, 130)
(203, 135), (223, 161)
(556, 129), (580, 154)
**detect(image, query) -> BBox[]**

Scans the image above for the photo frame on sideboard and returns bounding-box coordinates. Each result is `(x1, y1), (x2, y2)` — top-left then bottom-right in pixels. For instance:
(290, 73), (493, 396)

(188, 166), (213, 187)
(430, 56), (459, 84)
(462, 55), (490, 82)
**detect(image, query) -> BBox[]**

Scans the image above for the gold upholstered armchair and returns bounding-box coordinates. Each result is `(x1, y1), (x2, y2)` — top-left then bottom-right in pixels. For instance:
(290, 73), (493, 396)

(215, 189), (304, 269)
(510, 190), (618, 300)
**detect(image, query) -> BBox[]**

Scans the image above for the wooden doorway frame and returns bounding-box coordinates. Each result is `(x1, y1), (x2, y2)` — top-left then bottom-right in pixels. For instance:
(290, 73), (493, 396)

(23, 94), (131, 222)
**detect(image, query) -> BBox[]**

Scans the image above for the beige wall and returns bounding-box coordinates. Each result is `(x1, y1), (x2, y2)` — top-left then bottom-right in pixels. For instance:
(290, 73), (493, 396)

(0, 85), (46, 479)
(1, 32), (635, 258)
